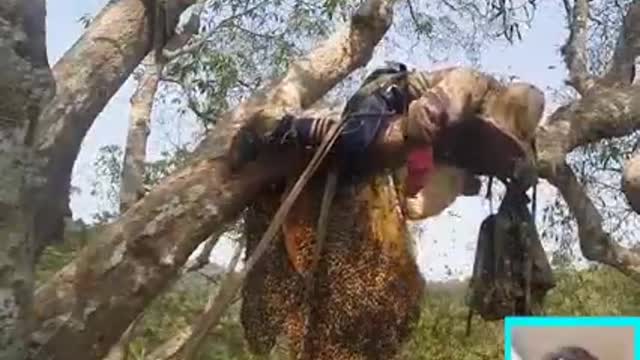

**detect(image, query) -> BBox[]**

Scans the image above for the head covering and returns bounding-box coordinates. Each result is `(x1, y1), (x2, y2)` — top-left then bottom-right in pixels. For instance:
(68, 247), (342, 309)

(435, 82), (543, 182)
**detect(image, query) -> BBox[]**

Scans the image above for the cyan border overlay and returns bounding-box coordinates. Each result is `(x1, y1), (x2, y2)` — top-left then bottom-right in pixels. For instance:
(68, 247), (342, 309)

(504, 316), (640, 360)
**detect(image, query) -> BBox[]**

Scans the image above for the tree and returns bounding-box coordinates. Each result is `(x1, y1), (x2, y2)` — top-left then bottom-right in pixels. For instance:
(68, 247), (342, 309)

(30, 1), (393, 358)
(0, 0), (54, 357)
(3, 0), (640, 358)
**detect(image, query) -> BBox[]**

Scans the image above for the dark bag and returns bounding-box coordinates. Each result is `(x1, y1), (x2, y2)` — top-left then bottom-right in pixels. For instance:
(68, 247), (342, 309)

(466, 185), (555, 321)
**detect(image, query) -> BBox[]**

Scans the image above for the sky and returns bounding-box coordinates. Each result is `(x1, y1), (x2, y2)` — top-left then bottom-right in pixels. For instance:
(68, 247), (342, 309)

(46, 0), (572, 282)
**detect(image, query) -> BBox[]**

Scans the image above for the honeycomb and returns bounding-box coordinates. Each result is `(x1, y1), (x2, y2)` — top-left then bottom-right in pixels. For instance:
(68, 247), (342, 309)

(241, 172), (425, 359)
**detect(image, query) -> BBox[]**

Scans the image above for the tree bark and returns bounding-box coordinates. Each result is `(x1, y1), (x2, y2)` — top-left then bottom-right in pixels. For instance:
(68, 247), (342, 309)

(32, 0), (195, 254)
(119, 55), (160, 213)
(147, 117), (409, 360)
(535, 0), (640, 281)
(101, 313), (144, 360)
(560, 0), (594, 94)
(147, 240), (244, 360)
(536, 85), (640, 179)
(31, 1), (394, 359)
(601, 0), (640, 87)
(118, 2), (203, 214)
(0, 0), (54, 358)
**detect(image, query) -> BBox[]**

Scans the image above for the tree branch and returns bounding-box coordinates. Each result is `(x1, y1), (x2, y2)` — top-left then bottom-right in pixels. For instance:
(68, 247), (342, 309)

(601, 1), (640, 86)
(560, 0), (595, 94)
(163, 0), (269, 60)
(31, 0), (196, 254)
(0, 0), (55, 357)
(534, 0), (640, 279)
(192, 0), (395, 157)
(543, 162), (640, 282)
(31, 1), (395, 358)
(536, 85), (640, 179)
(534, 77), (640, 282)
(119, 55), (160, 212)
(149, 238), (245, 360)
(184, 225), (229, 272)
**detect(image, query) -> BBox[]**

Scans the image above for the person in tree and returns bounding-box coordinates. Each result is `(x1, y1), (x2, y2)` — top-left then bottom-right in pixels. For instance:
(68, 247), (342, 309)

(235, 63), (547, 359)
(228, 62), (544, 211)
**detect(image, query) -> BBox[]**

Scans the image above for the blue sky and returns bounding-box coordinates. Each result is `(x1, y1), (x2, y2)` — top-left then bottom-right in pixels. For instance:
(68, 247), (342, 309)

(46, 1), (571, 280)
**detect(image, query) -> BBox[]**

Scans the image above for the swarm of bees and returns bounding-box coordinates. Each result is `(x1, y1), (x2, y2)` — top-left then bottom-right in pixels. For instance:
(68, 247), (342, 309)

(241, 175), (424, 359)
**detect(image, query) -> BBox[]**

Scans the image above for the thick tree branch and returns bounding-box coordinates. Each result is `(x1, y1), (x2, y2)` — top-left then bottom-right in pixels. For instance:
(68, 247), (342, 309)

(545, 162), (640, 282)
(31, 0), (195, 254)
(601, 1), (640, 86)
(536, 85), (640, 179)
(193, 0), (394, 157)
(535, 85), (640, 282)
(31, 114), (404, 360)
(184, 226), (229, 272)
(536, 1), (640, 277)
(149, 239), (244, 360)
(560, 0), (595, 94)
(0, 0), (55, 357)
(32, 2), (394, 358)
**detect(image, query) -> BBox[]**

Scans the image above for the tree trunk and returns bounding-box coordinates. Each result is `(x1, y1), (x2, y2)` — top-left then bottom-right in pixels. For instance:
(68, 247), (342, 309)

(0, 0), (54, 358)
(32, 0), (195, 254)
(31, 1), (394, 358)
(101, 313), (144, 360)
(119, 55), (160, 213)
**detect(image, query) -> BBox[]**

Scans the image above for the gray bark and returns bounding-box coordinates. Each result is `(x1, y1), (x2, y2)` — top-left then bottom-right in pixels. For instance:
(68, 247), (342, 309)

(147, 240), (244, 360)
(535, 0), (640, 282)
(119, 55), (160, 213)
(32, 0), (194, 254)
(0, 0), (54, 358)
(31, 1), (394, 359)
(118, 1), (203, 213)
(601, 1), (640, 86)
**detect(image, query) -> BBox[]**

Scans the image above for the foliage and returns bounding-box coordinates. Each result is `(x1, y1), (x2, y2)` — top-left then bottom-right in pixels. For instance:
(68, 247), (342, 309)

(35, 237), (640, 360)
(88, 144), (191, 224)
(399, 266), (640, 359)
(89, 144), (123, 222)
(35, 221), (95, 284)
(156, 0), (543, 131)
(160, 0), (354, 128)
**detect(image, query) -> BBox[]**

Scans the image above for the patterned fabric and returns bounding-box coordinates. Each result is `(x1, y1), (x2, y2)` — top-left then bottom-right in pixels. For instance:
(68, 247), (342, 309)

(241, 173), (425, 360)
